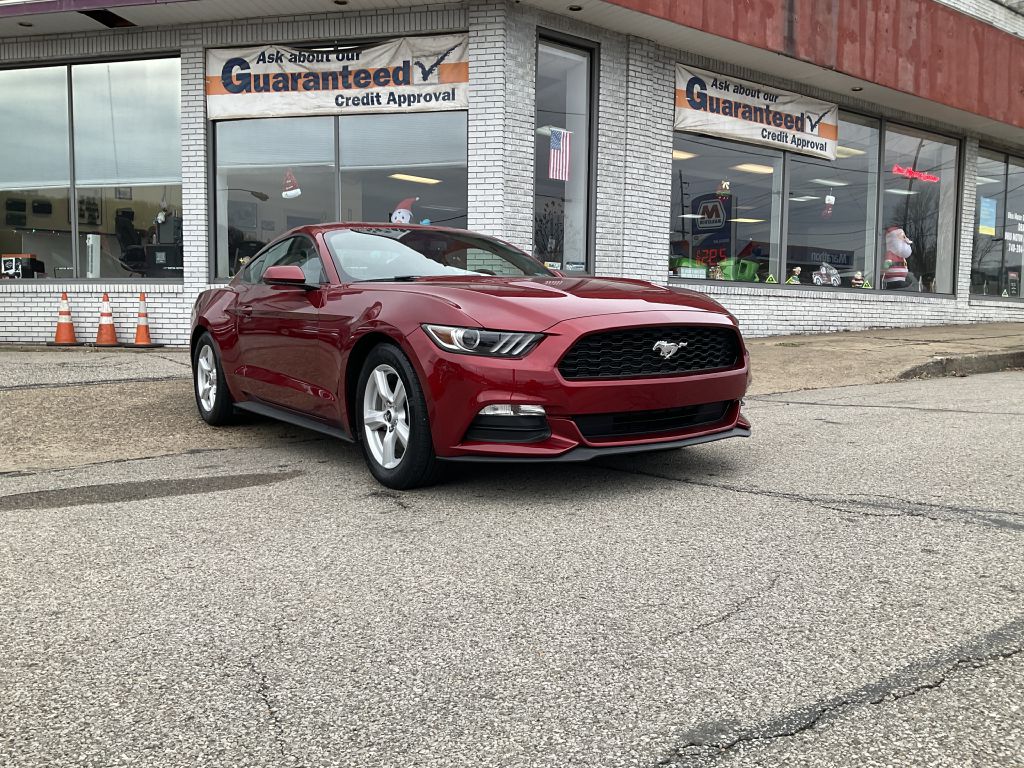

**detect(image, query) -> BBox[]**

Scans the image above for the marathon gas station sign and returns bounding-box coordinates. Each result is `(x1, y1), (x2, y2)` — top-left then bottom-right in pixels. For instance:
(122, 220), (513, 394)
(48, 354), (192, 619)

(675, 66), (838, 160)
(206, 34), (469, 120)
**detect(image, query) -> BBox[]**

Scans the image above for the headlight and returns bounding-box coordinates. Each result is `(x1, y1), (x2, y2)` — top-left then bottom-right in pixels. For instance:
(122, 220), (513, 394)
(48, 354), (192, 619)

(422, 324), (544, 357)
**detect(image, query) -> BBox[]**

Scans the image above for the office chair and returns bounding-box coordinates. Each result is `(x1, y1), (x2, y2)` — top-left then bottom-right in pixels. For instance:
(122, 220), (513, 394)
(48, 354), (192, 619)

(115, 210), (147, 277)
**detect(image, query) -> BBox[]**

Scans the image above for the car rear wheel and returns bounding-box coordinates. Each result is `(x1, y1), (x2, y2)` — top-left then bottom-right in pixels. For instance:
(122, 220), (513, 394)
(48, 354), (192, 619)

(357, 344), (440, 490)
(193, 333), (234, 426)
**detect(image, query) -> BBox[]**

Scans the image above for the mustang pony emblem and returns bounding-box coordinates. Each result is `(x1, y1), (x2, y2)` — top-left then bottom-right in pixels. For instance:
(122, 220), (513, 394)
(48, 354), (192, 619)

(652, 340), (687, 359)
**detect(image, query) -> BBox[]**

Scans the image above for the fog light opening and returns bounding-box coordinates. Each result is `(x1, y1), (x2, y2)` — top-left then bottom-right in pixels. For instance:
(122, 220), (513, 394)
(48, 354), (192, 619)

(479, 404), (547, 417)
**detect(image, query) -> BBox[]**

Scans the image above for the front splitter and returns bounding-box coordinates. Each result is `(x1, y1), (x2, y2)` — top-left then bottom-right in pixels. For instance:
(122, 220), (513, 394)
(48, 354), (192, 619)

(438, 425), (751, 463)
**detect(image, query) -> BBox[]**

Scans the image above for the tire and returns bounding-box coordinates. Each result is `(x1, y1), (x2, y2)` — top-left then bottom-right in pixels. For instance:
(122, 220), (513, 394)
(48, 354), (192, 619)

(193, 332), (235, 426)
(356, 344), (441, 490)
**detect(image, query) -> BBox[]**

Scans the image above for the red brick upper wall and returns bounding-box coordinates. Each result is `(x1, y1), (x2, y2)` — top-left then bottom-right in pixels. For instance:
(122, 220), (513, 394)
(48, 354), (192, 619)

(607, 0), (1024, 130)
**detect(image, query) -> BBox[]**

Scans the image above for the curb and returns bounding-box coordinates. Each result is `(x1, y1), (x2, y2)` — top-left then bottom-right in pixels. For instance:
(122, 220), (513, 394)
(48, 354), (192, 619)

(898, 350), (1024, 381)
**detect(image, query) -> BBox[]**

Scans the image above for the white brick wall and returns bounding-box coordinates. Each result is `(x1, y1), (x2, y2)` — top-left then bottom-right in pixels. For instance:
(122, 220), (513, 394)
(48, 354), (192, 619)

(1, 0), (1022, 344)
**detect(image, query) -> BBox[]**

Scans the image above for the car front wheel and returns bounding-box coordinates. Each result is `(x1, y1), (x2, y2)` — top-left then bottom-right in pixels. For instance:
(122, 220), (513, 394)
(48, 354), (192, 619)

(193, 332), (234, 426)
(357, 344), (440, 490)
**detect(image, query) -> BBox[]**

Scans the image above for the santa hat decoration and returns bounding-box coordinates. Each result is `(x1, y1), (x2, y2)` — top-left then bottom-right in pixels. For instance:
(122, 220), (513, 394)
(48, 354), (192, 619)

(282, 168), (302, 199)
(390, 197), (419, 224)
(821, 192), (836, 219)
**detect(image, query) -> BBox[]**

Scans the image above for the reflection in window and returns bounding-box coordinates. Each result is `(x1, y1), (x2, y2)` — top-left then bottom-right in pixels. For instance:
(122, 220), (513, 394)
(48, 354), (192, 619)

(214, 112), (468, 278)
(0, 67), (72, 278)
(339, 112), (467, 229)
(881, 125), (958, 294)
(0, 60), (180, 281)
(534, 40), (591, 273)
(1005, 158), (1024, 299)
(669, 134), (782, 283)
(72, 59), (182, 279)
(972, 151), (1008, 296)
(215, 117), (336, 278)
(785, 115), (879, 288)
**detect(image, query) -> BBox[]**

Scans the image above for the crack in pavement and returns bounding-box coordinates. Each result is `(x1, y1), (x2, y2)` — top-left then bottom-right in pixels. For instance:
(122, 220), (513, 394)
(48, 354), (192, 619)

(663, 574), (782, 643)
(247, 621), (302, 766)
(655, 616), (1024, 767)
(598, 464), (1023, 533)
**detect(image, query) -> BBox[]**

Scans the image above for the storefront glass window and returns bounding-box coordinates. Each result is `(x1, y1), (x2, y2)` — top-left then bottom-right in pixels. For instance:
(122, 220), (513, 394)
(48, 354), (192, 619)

(785, 114), (879, 288)
(880, 124), (958, 293)
(339, 112), (467, 227)
(72, 59), (182, 279)
(0, 67), (72, 279)
(1003, 158), (1024, 299)
(534, 40), (591, 274)
(214, 113), (468, 278)
(215, 117), (336, 278)
(971, 151), (1008, 296)
(0, 60), (180, 281)
(669, 134), (782, 283)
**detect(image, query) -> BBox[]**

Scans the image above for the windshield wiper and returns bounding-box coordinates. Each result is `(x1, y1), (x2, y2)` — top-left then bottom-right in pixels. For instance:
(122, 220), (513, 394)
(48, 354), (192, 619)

(357, 275), (420, 282)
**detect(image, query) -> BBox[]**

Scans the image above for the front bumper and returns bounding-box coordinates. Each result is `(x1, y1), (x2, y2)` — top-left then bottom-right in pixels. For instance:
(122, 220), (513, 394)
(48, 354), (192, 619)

(407, 310), (752, 461)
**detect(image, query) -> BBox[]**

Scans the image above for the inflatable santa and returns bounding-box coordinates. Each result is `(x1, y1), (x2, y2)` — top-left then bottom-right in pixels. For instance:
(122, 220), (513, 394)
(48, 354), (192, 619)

(390, 197), (419, 225)
(882, 226), (912, 289)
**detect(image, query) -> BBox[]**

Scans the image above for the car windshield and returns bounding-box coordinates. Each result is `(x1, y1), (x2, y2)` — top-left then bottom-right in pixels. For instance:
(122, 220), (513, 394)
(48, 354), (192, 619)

(324, 227), (553, 282)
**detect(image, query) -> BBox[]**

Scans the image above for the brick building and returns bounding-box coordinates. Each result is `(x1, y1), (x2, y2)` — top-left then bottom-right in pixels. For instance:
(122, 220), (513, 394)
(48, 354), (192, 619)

(0, 0), (1022, 343)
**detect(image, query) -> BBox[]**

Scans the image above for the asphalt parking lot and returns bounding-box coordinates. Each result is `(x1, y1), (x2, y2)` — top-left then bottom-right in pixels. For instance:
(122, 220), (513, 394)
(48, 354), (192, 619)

(1, 348), (1022, 767)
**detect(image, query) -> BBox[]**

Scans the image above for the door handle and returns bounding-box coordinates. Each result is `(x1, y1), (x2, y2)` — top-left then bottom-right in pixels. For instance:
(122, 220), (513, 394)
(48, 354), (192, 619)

(237, 305), (253, 318)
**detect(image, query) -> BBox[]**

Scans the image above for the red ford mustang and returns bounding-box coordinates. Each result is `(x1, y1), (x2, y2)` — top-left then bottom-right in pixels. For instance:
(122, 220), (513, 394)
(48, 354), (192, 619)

(191, 224), (751, 488)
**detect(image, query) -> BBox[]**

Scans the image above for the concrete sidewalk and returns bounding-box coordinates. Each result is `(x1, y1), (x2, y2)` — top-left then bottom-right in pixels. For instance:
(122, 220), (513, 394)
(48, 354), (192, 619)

(746, 322), (1024, 395)
(1, 322), (1023, 395)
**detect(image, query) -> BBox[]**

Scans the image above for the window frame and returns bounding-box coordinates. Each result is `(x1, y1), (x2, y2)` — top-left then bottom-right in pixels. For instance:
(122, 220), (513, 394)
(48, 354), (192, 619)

(972, 147), (1024, 301)
(0, 54), (182, 283)
(668, 110), (963, 296)
(208, 110), (470, 282)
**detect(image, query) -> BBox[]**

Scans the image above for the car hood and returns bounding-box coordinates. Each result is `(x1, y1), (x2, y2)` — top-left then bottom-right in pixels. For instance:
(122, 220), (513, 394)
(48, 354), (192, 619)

(367, 275), (732, 332)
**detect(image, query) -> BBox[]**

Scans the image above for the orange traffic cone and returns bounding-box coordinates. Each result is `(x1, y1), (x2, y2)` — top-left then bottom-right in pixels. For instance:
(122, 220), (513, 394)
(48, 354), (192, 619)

(94, 293), (120, 347)
(124, 292), (164, 348)
(48, 292), (84, 346)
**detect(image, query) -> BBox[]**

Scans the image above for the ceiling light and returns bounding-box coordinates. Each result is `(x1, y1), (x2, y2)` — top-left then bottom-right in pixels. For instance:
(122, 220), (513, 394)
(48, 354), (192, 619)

(679, 214), (703, 218)
(672, 150), (697, 160)
(568, 4), (583, 9)
(885, 189), (918, 196)
(17, 21), (33, 27)
(851, 86), (864, 92)
(729, 218), (765, 223)
(810, 178), (849, 187)
(975, 176), (1001, 185)
(788, 195), (821, 202)
(731, 163), (775, 175)
(389, 173), (442, 185)
(835, 146), (866, 158)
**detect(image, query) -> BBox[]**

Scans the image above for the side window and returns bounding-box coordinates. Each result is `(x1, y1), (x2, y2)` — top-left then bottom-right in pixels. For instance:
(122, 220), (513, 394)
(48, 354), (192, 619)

(288, 237), (326, 284)
(239, 238), (293, 284)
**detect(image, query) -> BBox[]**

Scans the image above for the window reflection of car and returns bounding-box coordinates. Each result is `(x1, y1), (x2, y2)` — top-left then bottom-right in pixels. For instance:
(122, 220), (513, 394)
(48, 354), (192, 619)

(190, 223), (752, 490)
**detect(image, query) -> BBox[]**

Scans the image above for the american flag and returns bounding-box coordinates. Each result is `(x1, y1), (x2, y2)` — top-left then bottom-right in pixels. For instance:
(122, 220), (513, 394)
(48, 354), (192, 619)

(549, 128), (571, 181)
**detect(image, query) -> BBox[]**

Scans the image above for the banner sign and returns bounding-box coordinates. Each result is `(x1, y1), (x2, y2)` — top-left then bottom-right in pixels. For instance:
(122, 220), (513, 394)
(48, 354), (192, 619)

(675, 66), (838, 160)
(206, 34), (469, 120)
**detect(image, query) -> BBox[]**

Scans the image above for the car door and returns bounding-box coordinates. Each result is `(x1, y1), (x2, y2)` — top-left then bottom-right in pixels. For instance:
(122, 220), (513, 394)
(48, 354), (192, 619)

(232, 235), (331, 415)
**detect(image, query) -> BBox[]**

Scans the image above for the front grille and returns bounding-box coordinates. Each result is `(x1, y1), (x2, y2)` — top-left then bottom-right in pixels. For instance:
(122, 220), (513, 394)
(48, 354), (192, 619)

(558, 326), (740, 380)
(573, 401), (732, 441)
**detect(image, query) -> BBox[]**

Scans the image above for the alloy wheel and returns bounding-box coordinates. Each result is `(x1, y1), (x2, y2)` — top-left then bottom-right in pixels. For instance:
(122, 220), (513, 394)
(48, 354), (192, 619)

(196, 344), (218, 412)
(362, 363), (410, 469)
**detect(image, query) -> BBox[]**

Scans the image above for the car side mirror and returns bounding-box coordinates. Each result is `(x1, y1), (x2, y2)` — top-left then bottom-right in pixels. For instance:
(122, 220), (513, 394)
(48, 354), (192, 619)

(263, 264), (314, 289)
